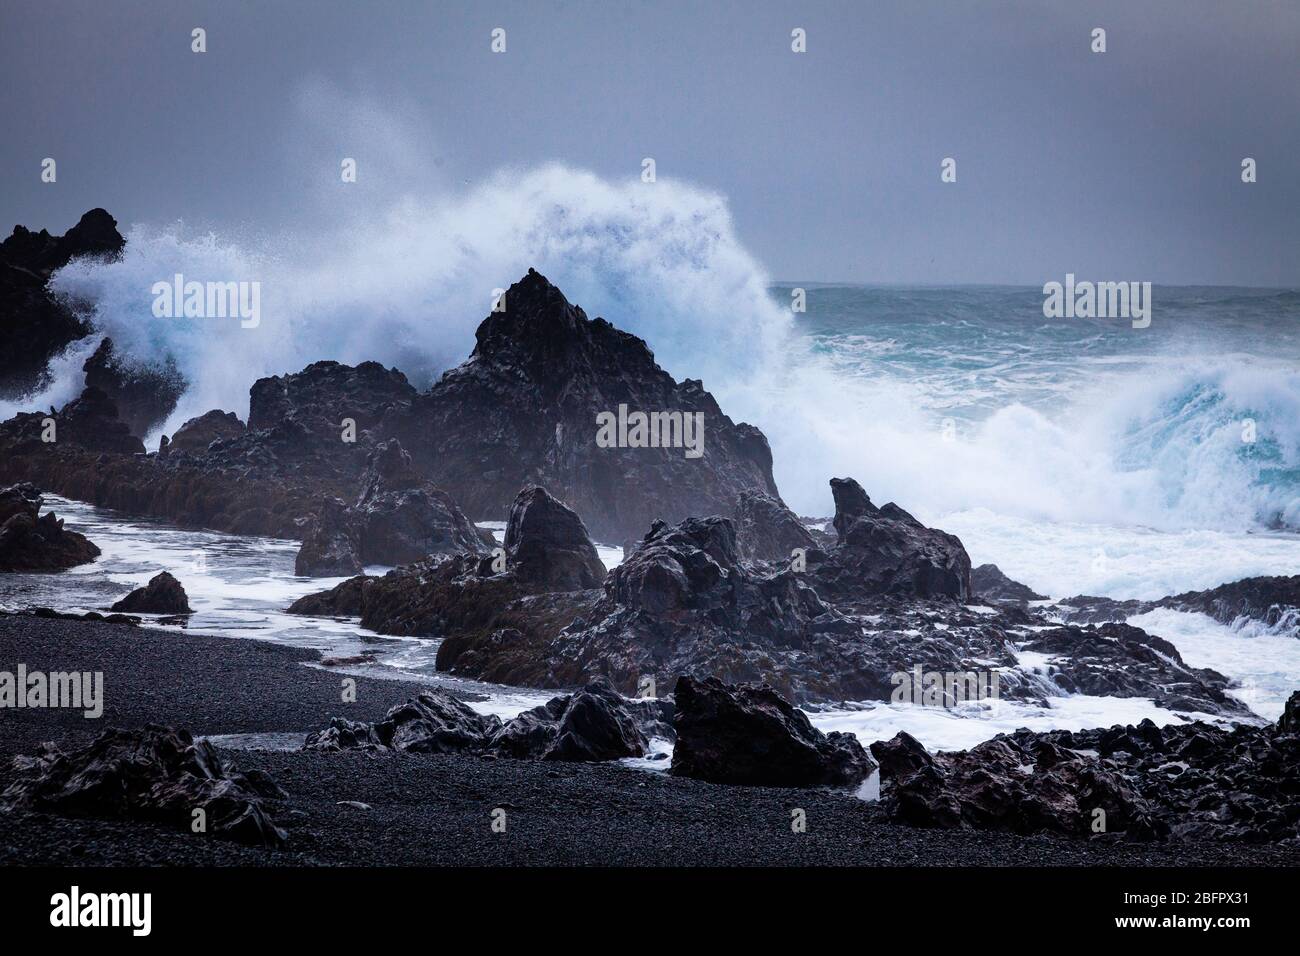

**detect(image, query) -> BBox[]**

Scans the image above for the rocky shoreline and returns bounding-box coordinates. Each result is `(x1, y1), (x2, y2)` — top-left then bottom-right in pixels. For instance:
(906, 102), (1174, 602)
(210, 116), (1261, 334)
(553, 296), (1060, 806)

(3, 616), (1298, 867)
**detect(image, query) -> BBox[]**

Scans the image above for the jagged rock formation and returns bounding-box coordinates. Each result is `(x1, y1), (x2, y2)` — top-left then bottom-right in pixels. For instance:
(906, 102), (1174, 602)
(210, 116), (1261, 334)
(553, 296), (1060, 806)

(292, 478), (1246, 714)
(731, 490), (816, 564)
(972, 563), (1047, 604)
(0, 483), (100, 572)
(304, 682), (666, 763)
(0, 209), (122, 397)
(808, 477), (972, 602)
(109, 571), (192, 614)
(379, 268), (782, 543)
(873, 710), (1300, 841)
(2, 726), (289, 845)
(669, 677), (875, 787)
(293, 440), (490, 575)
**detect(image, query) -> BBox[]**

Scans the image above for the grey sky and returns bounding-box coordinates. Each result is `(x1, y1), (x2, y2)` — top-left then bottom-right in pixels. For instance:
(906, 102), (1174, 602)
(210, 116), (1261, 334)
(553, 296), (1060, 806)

(2, 0), (1297, 285)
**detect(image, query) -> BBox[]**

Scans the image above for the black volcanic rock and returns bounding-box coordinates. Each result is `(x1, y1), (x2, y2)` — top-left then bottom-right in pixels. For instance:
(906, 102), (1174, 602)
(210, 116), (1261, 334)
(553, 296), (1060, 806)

(249, 360), (416, 436)
(810, 477), (972, 601)
(163, 409), (246, 455)
(351, 439), (492, 566)
(875, 715), (1300, 842)
(82, 338), (184, 438)
(1019, 622), (1247, 717)
(1160, 575), (1300, 634)
(972, 563), (1047, 604)
(0, 483), (100, 572)
(871, 730), (1164, 838)
(294, 498), (362, 576)
(503, 485), (605, 590)
(0, 209), (123, 397)
(732, 490), (817, 564)
(2, 725), (288, 846)
(304, 683), (659, 763)
(110, 571), (192, 614)
(1280, 691), (1300, 734)
(379, 268), (782, 543)
(669, 677), (875, 787)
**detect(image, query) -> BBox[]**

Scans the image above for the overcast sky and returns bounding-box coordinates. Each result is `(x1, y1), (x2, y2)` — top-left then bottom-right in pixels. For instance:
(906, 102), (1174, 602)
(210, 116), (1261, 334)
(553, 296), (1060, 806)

(2, 0), (1297, 285)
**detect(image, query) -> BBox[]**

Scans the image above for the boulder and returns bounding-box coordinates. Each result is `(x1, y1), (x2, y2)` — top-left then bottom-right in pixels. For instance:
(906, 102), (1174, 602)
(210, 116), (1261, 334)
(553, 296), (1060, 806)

(351, 440), (492, 566)
(110, 571), (192, 614)
(0, 484), (100, 572)
(503, 485), (606, 590)
(1, 725), (288, 846)
(669, 676), (876, 787)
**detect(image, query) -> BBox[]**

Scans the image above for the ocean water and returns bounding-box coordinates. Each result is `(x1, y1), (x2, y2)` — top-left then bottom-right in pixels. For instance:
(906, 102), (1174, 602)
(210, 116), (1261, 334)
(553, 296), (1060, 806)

(781, 284), (1300, 600)
(2, 192), (1298, 757)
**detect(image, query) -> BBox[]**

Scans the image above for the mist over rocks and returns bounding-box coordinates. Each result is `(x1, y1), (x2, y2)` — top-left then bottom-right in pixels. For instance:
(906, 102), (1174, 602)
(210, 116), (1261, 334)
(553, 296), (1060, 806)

(82, 337), (184, 439)
(0, 483), (100, 572)
(0, 209), (123, 398)
(377, 268), (782, 543)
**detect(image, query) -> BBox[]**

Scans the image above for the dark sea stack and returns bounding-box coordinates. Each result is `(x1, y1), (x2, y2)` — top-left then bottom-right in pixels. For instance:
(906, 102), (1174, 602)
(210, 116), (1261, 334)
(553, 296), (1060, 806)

(110, 571), (192, 614)
(0, 483), (100, 572)
(732, 490), (817, 564)
(669, 677), (876, 787)
(380, 268), (782, 543)
(504, 485), (606, 590)
(2, 726), (288, 846)
(971, 563), (1047, 604)
(0, 209), (123, 397)
(82, 337), (184, 438)
(164, 408), (246, 455)
(811, 477), (972, 602)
